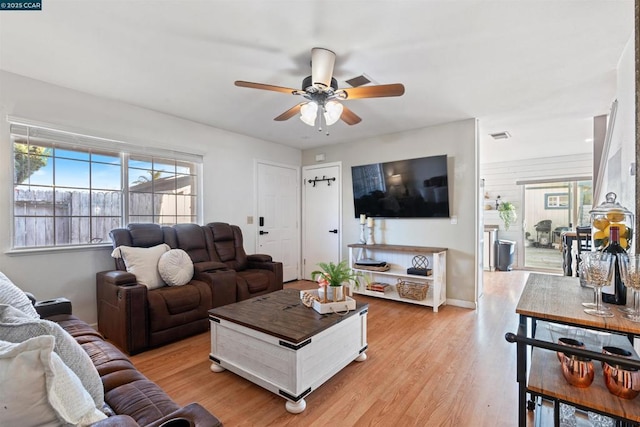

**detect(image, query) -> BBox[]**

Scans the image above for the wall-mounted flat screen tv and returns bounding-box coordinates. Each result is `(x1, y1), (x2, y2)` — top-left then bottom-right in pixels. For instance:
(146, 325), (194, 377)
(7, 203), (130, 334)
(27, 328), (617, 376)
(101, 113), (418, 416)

(351, 154), (450, 218)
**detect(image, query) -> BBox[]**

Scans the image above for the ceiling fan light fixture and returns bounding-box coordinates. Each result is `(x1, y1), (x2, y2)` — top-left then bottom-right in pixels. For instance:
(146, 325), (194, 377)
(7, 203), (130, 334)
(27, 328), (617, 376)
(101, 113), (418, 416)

(323, 100), (344, 126)
(300, 102), (318, 126)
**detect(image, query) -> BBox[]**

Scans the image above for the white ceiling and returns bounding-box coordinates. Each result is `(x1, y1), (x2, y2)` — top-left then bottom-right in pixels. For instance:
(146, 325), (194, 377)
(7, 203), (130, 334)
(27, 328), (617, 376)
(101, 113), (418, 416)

(0, 1), (634, 162)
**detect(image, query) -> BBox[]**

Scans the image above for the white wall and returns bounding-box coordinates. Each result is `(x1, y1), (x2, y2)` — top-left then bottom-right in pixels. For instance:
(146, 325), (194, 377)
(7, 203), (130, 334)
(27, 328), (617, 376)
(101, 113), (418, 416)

(302, 119), (478, 306)
(481, 154), (592, 268)
(594, 35), (635, 217)
(0, 71), (301, 324)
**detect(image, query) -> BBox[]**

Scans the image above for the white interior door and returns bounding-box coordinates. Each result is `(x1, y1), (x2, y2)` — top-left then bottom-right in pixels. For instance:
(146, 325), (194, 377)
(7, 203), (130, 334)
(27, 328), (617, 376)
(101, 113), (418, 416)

(302, 163), (342, 279)
(256, 161), (299, 282)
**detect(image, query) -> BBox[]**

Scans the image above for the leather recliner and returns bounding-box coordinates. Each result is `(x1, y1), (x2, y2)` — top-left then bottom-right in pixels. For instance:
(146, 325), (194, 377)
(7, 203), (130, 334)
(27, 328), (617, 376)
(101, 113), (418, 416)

(97, 224), (218, 355)
(205, 222), (283, 301)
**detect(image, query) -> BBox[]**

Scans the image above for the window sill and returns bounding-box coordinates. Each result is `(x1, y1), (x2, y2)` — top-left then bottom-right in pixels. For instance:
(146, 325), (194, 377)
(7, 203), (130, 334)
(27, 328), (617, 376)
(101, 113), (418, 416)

(6, 243), (113, 256)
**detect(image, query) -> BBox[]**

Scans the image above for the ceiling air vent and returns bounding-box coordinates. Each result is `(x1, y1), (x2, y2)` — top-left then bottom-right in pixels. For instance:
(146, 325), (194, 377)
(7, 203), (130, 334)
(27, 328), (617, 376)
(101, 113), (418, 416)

(489, 131), (511, 140)
(345, 74), (372, 88)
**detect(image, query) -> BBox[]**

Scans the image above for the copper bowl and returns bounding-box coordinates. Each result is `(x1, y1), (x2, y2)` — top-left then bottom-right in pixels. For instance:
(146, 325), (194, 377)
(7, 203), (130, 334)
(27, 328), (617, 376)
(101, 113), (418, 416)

(561, 354), (594, 388)
(601, 346), (632, 367)
(603, 362), (640, 399)
(557, 338), (585, 363)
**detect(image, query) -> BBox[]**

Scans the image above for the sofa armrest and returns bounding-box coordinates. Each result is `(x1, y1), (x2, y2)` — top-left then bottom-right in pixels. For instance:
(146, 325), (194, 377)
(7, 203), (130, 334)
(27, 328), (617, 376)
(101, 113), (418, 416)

(96, 271), (149, 354)
(247, 254), (272, 263)
(195, 269), (237, 308)
(247, 257), (283, 282)
(91, 415), (139, 427)
(99, 270), (138, 286)
(193, 261), (228, 274)
(35, 297), (72, 318)
(149, 403), (222, 427)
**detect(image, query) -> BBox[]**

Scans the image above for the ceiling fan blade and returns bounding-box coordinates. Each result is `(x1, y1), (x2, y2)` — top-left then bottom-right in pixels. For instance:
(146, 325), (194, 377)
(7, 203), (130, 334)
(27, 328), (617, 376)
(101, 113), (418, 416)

(340, 105), (362, 125)
(340, 83), (405, 100)
(235, 80), (298, 94)
(311, 48), (336, 88)
(274, 104), (302, 121)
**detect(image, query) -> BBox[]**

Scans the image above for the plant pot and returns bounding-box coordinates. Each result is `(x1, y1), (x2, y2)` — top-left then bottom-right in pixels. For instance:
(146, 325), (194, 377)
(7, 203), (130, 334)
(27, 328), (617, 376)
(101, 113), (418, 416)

(318, 285), (344, 302)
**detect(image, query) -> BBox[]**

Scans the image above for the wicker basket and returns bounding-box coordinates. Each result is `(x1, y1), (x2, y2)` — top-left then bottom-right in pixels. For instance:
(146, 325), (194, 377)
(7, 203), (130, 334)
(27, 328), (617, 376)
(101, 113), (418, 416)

(396, 279), (429, 301)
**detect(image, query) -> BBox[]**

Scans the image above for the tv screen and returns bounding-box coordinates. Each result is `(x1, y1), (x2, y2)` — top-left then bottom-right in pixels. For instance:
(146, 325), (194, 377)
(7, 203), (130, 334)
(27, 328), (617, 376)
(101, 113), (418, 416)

(351, 155), (450, 218)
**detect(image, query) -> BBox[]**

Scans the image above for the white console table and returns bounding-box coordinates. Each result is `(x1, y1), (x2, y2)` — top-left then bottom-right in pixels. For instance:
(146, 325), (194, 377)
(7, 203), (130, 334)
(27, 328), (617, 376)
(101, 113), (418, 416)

(348, 243), (447, 312)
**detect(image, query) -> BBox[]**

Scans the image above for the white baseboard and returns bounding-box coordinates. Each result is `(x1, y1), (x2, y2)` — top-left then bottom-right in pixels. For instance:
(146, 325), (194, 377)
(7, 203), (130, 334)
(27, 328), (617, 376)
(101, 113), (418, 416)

(446, 298), (477, 310)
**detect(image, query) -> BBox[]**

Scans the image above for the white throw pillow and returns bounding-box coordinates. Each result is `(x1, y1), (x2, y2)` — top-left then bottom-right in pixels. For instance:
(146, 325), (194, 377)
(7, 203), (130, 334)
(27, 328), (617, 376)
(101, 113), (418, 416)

(0, 336), (107, 426)
(158, 249), (194, 286)
(111, 243), (170, 289)
(0, 271), (39, 319)
(0, 304), (105, 409)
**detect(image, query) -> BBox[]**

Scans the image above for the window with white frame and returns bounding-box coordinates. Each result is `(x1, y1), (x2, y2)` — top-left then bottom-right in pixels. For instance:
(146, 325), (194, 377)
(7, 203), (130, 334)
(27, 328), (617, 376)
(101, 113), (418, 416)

(10, 122), (201, 249)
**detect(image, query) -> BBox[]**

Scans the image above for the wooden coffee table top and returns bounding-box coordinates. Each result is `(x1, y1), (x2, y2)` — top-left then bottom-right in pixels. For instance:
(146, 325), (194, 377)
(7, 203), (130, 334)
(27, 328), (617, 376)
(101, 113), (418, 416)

(209, 289), (368, 344)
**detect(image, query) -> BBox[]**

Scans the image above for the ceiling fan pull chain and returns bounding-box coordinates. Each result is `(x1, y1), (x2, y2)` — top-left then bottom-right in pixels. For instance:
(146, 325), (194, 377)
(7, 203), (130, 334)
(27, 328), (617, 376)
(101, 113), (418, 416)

(319, 105), (330, 136)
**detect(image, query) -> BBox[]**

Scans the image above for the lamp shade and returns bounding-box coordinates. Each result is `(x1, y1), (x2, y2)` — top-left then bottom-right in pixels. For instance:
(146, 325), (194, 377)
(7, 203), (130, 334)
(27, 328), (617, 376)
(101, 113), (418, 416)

(300, 102), (318, 126)
(311, 48), (336, 88)
(324, 101), (344, 126)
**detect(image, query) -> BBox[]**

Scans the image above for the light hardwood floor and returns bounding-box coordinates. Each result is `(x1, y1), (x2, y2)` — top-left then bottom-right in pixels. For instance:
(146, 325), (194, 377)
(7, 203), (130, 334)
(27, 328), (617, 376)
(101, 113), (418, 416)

(131, 271), (534, 426)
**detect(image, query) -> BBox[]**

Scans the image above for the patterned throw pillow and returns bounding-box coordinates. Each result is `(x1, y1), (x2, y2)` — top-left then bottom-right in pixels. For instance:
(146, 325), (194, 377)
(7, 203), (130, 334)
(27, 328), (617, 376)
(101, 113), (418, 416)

(0, 271), (39, 319)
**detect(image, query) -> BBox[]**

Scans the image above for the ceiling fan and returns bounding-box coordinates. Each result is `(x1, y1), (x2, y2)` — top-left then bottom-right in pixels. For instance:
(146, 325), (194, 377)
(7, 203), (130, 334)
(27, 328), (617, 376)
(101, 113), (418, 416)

(234, 48), (405, 132)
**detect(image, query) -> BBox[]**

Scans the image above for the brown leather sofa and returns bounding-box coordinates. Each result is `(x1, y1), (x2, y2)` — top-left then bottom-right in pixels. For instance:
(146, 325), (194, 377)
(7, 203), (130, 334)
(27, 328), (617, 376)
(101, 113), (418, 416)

(97, 223), (283, 355)
(34, 298), (221, 427)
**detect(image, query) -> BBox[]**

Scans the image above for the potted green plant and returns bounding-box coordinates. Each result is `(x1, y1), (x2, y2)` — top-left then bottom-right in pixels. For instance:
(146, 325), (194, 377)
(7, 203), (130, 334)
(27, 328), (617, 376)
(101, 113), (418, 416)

(311, 260), (361, 302)
(498, 201), (517, 230)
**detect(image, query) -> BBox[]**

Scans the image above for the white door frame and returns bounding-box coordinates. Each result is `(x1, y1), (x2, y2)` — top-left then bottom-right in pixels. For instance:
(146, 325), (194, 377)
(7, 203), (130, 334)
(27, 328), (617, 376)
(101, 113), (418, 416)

(254, 159), (301, 280)
(302, 161), (343, 279)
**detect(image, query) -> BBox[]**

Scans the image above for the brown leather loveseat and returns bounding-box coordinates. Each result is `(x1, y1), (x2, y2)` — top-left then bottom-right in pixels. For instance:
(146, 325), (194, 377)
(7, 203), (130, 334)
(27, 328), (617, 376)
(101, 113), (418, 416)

(97, 222), (283, 355)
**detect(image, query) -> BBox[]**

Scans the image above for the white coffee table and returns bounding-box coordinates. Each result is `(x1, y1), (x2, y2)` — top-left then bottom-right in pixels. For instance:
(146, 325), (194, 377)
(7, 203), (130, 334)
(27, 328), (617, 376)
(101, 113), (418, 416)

(208, 289), (368, 413)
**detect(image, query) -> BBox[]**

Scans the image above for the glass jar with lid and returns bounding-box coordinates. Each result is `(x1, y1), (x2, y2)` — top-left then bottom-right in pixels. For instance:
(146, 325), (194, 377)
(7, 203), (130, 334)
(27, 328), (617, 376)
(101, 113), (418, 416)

(590, 192), (634, 250)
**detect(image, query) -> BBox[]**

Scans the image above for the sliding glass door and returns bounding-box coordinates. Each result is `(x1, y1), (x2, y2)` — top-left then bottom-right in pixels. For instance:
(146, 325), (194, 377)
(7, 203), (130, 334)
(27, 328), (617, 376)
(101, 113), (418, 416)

(522, 180), (592, 271)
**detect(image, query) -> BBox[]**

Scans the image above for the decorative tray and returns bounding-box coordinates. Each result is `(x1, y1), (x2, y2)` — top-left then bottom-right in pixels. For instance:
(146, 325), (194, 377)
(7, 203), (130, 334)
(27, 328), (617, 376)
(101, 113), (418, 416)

(299, 289), (356, 314)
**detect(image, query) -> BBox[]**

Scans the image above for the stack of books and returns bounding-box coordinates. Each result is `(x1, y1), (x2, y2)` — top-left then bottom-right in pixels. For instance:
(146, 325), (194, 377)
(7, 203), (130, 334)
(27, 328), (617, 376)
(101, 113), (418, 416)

(366, 282), (390, 295)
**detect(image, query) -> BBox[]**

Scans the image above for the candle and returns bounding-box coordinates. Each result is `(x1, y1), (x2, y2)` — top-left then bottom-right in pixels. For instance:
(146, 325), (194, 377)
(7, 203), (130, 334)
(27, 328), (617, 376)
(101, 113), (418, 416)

(367, 217), (374, 227)
(360, 214), (366, 224)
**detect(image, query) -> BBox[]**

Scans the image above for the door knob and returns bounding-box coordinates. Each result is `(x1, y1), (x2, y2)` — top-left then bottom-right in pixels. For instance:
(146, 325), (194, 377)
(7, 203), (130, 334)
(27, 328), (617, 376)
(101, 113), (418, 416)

(329, 229), (338, 234)
(260, 230), (269, 235)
